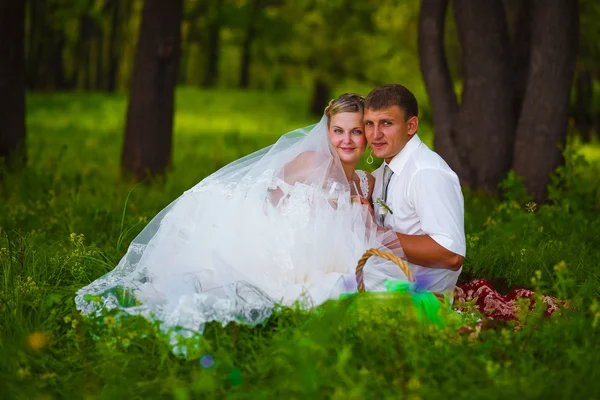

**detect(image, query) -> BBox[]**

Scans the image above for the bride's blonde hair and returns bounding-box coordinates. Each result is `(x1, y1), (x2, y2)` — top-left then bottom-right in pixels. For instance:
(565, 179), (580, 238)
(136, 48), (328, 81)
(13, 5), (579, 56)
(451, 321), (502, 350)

(324, 93), (365, 126)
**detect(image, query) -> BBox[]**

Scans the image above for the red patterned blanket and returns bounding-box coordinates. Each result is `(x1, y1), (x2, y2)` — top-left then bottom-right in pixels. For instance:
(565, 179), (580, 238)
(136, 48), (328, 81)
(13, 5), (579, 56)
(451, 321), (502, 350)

(454, 279), (562, 320)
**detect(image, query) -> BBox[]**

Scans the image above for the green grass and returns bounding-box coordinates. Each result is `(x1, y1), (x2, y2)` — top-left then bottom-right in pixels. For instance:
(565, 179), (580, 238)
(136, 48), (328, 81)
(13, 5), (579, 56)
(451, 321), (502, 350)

(1, 88), (600, 399)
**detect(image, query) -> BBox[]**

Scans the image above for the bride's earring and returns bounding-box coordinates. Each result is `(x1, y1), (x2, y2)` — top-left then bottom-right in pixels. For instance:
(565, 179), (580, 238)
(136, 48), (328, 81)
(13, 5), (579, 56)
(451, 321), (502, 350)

(366, 149), (374, 165)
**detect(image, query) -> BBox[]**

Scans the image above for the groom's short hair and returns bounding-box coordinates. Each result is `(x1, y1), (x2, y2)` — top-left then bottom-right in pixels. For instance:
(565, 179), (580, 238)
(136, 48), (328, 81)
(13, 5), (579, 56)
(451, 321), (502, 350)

(365, 84), (418, 120)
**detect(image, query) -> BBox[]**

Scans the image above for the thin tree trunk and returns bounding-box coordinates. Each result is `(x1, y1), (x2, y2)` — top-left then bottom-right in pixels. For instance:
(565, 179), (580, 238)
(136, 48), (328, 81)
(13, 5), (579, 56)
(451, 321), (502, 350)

(202, 0), (222, 88)
(512, 0), (533, 120)
(95, 17), (105, 91)
(79, 13), (94, 90)
(310, 77), (330, 118)
(0, 0), (27, 168)
(50, 32), (67, 89)
(106, 0), (122, 92)
(121, 0), (183, 180)
(26, 0), (44, 89)
(25, 0), (66, 90)
(418, 0), (462, 180)
(513, 0), (579, 202)
(239, 0), (261, 89)
(180, 1), (206, 85)
(26, 0), (37, 89)
(452, 0), (515, 192)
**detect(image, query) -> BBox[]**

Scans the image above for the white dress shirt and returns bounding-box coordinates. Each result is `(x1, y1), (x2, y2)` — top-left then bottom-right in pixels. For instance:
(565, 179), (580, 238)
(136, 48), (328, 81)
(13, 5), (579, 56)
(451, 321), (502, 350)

(372, 134), (466, 293)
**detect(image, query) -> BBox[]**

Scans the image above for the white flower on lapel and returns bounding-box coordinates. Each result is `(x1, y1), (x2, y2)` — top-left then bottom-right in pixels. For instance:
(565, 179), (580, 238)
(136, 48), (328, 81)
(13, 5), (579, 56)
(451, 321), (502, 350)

(375, 197), (393, 216)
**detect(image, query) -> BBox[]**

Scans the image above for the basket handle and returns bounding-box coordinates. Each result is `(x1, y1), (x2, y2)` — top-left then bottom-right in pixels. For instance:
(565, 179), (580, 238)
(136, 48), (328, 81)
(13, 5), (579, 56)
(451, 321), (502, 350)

(355, 248), (415, 292)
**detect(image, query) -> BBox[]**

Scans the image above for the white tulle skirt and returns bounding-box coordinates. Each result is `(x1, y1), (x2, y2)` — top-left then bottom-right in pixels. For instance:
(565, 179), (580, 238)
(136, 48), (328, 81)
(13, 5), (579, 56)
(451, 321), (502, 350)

(75, 177), (408, 335)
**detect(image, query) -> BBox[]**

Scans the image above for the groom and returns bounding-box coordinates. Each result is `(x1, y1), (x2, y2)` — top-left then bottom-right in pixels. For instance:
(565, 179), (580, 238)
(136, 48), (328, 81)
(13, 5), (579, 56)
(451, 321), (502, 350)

(365, 84), (466, 294)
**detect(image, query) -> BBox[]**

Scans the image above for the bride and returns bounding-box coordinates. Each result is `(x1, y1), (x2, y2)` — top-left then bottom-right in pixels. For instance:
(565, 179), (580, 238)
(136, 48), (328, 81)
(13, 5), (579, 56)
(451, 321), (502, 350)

(75, 93), (409, 337)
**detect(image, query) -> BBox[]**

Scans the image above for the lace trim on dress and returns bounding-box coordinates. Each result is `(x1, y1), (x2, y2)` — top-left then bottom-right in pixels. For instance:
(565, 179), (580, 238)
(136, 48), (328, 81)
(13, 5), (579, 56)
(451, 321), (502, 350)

(356, 170), (370, 198)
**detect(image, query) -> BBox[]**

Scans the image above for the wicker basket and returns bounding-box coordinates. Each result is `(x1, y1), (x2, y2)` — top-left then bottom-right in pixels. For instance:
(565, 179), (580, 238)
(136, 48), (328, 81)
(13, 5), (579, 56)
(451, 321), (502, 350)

(355, 248), (445, 302)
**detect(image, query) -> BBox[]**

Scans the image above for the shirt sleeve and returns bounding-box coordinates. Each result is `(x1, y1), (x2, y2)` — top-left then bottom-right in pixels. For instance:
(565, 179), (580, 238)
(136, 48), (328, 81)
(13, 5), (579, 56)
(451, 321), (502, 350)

(410, 168), (466, 256)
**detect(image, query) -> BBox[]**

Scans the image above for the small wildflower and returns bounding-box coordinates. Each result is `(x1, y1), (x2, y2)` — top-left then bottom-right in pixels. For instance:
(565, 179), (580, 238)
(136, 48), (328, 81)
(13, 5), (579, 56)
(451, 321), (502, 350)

(199, 354), (215, 368)
(26, 332), (50, 351)
(467, 234), (480, 249)
(525, 201), (537, 213)
(484, 216), (496, 227)
(554, 261), (567, 272)
(104, 316), (117, 329)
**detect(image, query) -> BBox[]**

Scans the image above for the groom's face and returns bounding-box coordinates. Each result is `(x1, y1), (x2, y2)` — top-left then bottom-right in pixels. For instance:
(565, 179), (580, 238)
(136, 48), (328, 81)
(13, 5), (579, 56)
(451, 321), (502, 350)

(364, 106), (418, 164)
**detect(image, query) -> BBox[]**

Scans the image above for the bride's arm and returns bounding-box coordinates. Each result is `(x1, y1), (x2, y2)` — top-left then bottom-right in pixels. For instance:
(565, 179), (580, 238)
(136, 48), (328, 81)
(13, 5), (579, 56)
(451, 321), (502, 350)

(268, 151), (324, 206)
(281, 151), (321, 184)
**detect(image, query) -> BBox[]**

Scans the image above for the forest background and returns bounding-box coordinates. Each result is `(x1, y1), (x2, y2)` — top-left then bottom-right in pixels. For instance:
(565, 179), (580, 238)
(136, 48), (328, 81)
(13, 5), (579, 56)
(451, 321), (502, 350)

(1, 0), (600, 398)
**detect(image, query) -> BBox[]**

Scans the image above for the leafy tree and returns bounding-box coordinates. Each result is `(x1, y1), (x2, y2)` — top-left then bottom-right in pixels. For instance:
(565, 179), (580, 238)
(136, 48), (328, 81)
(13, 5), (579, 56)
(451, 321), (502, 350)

(273, 0), (380, 115)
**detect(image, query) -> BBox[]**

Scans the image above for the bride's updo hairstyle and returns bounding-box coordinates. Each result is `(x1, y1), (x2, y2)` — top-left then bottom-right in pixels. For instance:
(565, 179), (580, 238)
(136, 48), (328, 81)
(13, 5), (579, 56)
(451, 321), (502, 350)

(324, 93), (365, 126)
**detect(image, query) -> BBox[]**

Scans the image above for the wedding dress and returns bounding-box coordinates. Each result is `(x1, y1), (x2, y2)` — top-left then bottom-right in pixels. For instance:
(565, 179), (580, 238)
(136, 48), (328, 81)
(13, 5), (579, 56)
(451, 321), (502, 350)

(75, 116), (409, 343)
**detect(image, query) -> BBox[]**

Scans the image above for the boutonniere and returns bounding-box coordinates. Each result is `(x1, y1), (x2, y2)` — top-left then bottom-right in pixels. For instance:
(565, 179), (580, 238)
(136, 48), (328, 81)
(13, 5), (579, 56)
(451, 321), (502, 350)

(375, 197), (393, 216)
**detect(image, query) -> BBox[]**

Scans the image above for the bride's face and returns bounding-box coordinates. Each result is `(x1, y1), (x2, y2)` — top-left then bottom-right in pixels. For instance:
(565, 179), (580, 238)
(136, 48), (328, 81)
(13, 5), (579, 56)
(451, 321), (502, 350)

(327, 112), (367, 165)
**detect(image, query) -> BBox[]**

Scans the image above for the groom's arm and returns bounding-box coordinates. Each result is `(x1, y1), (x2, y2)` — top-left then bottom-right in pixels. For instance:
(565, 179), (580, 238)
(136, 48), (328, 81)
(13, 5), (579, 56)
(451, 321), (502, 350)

(397, 168), (466, 271)
(395, 233), (464, 271)
(367, 207), (464, 270)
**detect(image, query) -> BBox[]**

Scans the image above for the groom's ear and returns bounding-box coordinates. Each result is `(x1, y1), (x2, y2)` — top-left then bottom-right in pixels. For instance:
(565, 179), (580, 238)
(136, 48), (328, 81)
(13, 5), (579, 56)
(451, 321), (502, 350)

(407, 116), (419, 136)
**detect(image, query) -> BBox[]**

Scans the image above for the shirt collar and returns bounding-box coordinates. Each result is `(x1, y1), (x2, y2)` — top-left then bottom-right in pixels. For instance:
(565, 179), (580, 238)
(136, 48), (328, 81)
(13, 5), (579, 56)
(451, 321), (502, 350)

(385, 134), (422, 175)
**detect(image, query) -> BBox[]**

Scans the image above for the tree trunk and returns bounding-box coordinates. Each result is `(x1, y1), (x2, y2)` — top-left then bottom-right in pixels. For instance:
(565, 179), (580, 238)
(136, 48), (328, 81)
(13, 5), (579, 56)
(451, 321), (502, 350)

(78, 13), (95, 91)
(121, 0), (183, 180)
(451, 0), (515, 193)
(513, 0), (579, 203)
(310, 77), (330, 118)
(202, 0), (222, 88)
(239, 0), (261, 89)
(418, 0), (462, 179)
(106, 0), (122, 92)
(25, 0), (67, 90)
(26, 0), (43, 89)
(94, 35), (104, 90)
(180, 1), (206, 85)
(0, 0), (27, 168)
(512, 0), (533, 120)
(419, 0), (515, 192)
